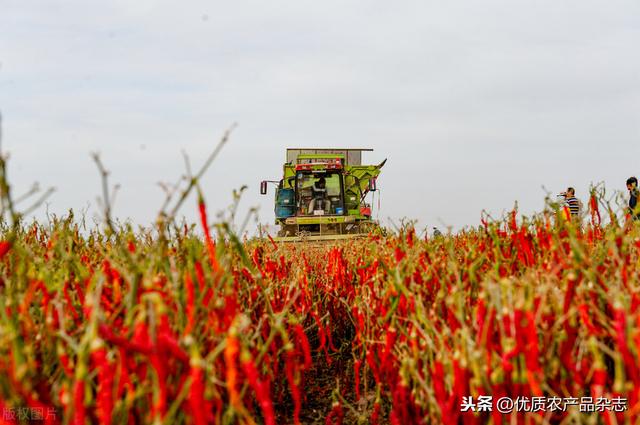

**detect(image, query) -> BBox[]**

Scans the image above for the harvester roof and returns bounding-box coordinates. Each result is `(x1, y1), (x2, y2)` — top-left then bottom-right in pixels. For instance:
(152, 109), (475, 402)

(286, 148), (373, 166)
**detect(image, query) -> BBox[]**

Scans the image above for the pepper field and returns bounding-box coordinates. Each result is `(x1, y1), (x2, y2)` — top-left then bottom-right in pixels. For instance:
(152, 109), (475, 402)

(1, 189), (640, 424)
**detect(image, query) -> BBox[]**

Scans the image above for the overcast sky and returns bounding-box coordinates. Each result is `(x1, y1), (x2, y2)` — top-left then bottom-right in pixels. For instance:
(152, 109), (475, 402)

(1, 1), (639, 233)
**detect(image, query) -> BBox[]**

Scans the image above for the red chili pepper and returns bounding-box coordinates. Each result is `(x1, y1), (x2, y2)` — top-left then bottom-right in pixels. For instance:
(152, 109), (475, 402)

(98, 324), (151, 356)
(224, 334), (241, 407)
(390, 383), (409, 425)
(381, 328), (397, 376)
(370, 401), (381, 425)
(90, 345), (113, 425)
(326, 322), (338, 352)
(394, 247), (406, 263)
(578, 304), (599, 335)
(267, 234), (278, 251)
(285, 350), (302, 425)
(184, 271), (195, 336)
(63, 281), (80, 324)
(312, 312), (331, 364)
(293, 324), (312, 370)
(157, 332), (189, 364)
(241, 352), (276, 425)
(188, 359), (213, 425)
(57, 344), (74, 378)
(325, 402), (344, 425)
(354, 359), (362, 401)
(366, 349), (381, 385)
(614, 307), (639, 385)
(406, 228), (415, 248)
(194, 261), (205, 291)
(0, 240), (10, 259)
(116, 348), (132, 401)
(150, 353), (168, 419)
(72, 380), (85, 425)
(432, 361), (449, 422)
(198, 198), (220, 272)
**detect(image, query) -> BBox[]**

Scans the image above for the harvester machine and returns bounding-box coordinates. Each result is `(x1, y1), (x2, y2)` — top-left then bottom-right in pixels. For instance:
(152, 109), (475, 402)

(260, 148), (386, 242)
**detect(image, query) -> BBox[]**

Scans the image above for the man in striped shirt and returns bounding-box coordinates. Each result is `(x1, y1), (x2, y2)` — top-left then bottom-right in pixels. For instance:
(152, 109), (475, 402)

(562, 187), (582, 219)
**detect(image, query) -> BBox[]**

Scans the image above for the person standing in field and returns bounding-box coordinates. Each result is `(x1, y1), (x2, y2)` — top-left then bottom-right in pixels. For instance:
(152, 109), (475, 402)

(627, 177), (639, 220)
(562, 187), (583, 220)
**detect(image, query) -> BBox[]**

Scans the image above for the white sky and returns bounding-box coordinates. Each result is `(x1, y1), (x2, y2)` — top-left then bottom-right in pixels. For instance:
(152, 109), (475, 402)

(1, 1), (639, 232)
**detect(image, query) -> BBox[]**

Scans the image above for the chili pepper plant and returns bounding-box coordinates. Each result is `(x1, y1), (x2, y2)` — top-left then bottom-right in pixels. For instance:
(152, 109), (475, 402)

(0, 156), (639, 424)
